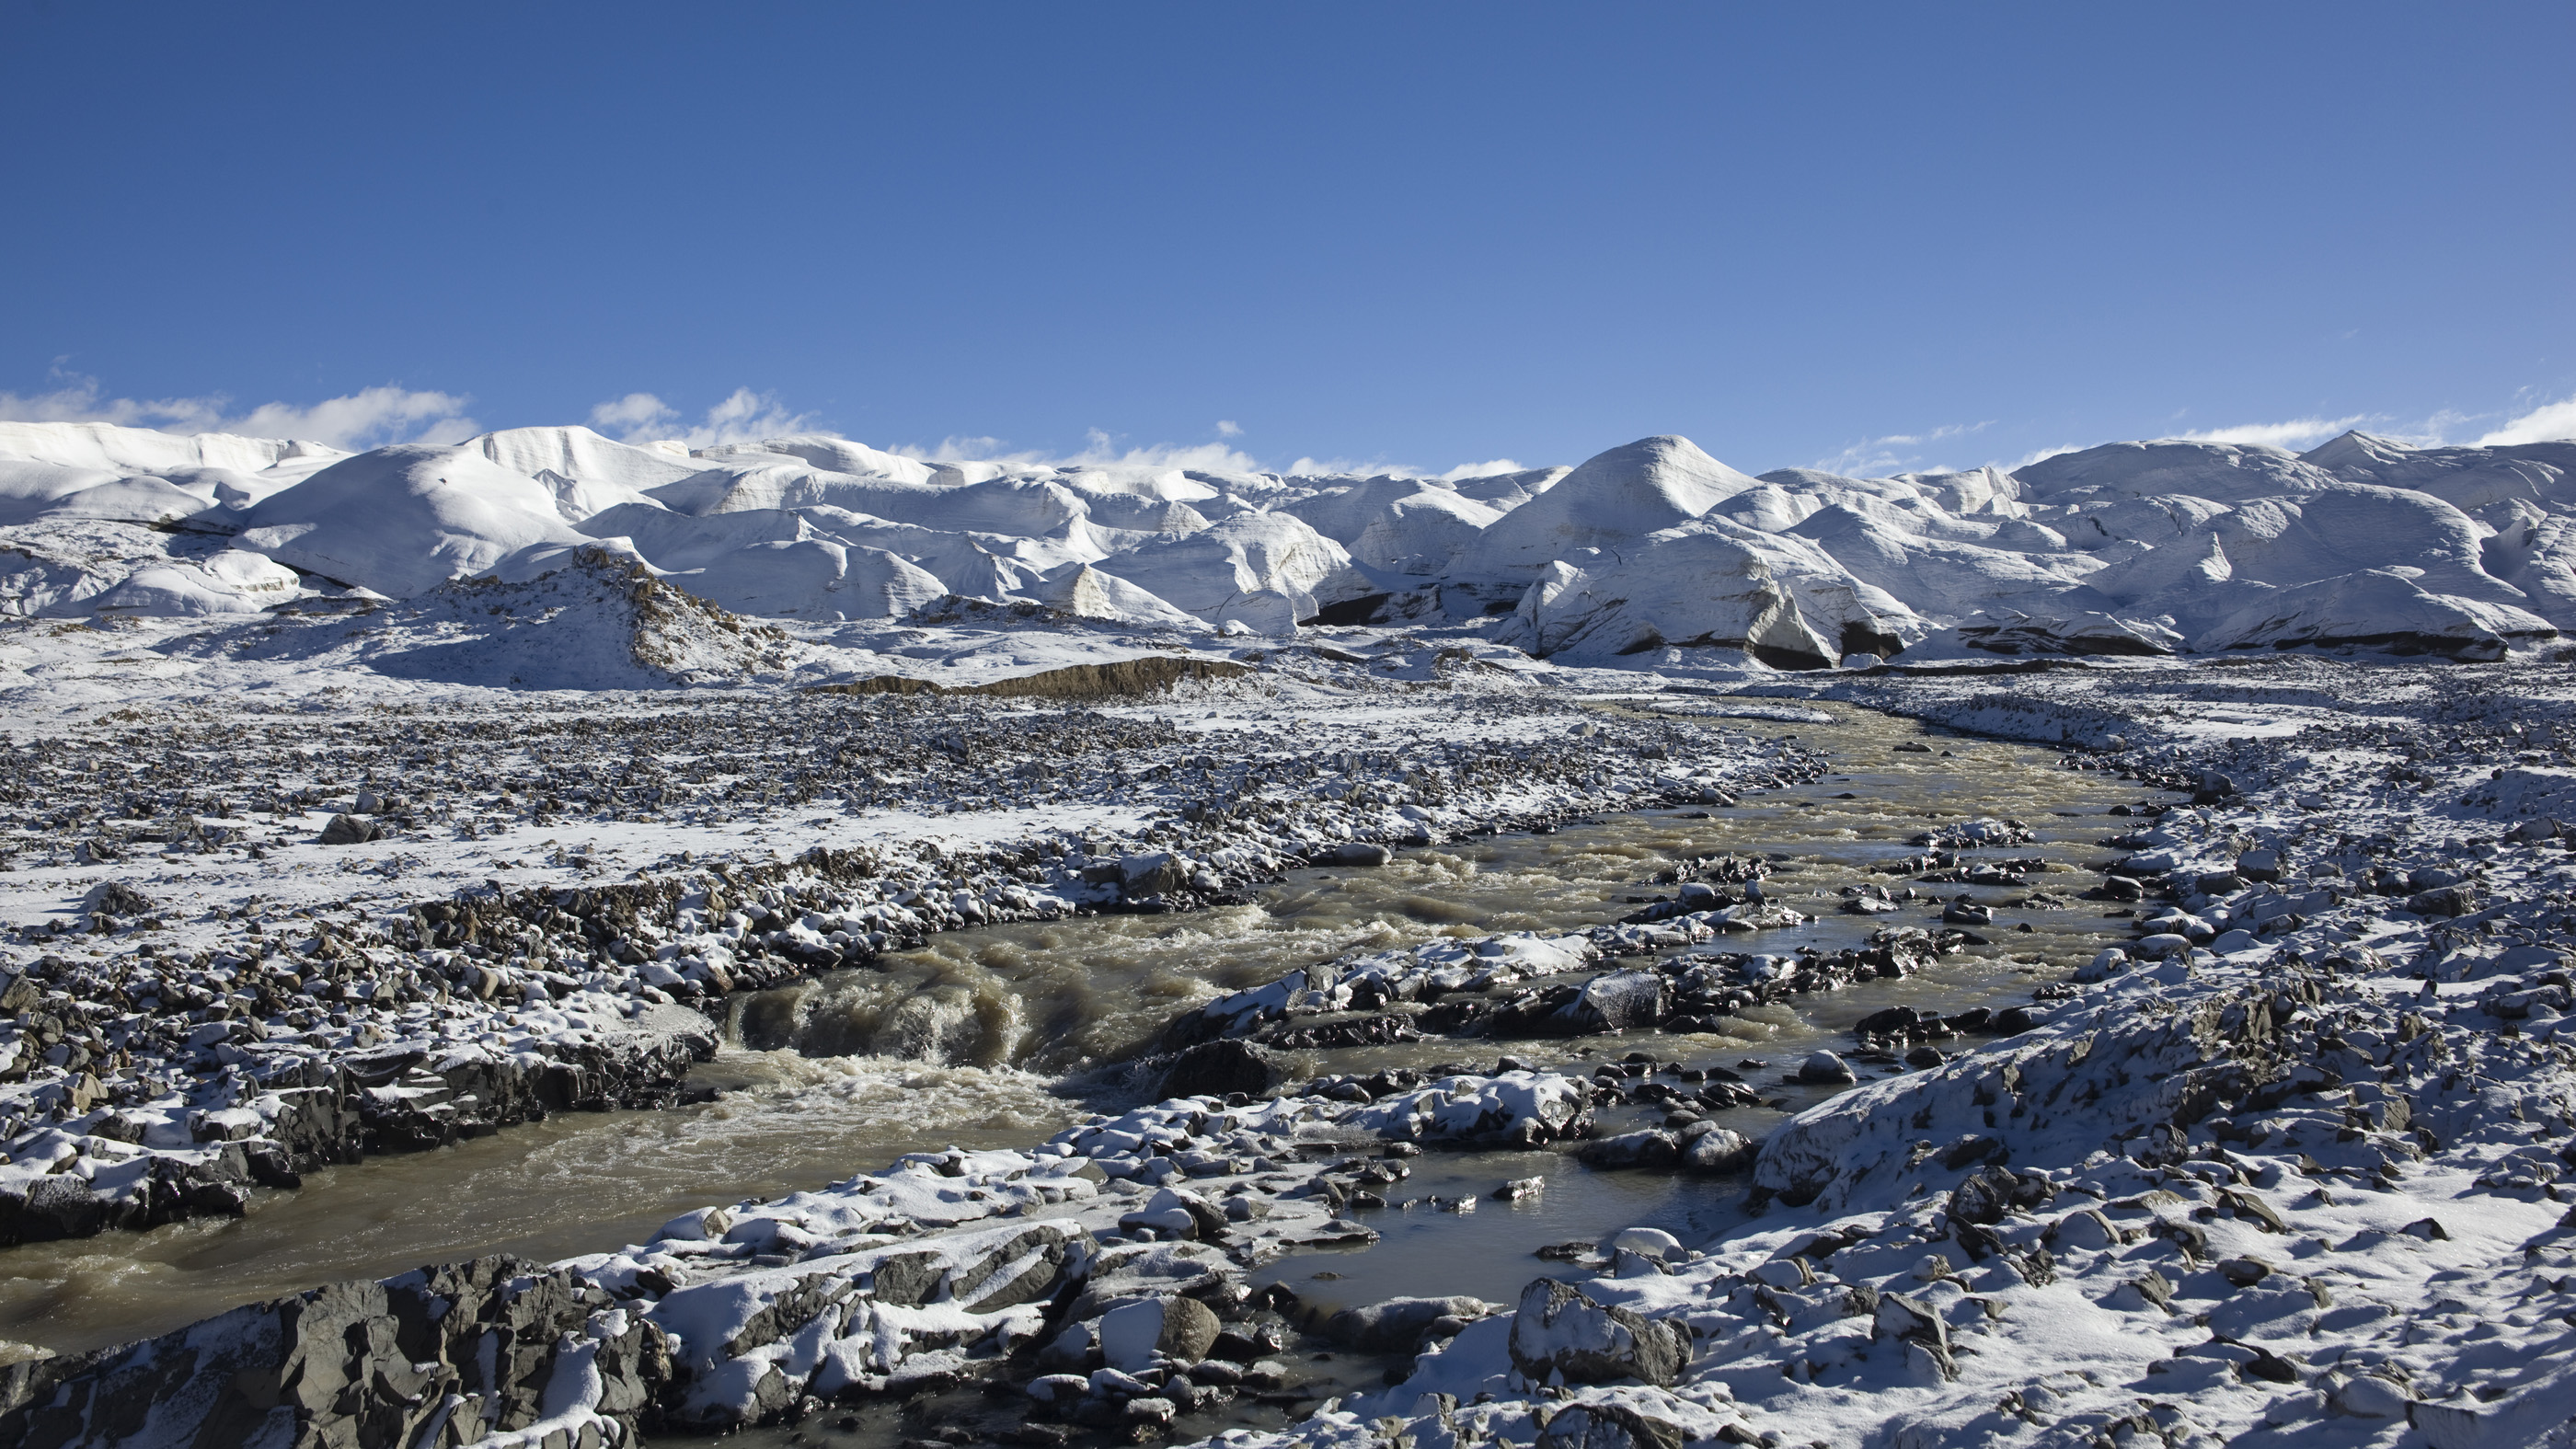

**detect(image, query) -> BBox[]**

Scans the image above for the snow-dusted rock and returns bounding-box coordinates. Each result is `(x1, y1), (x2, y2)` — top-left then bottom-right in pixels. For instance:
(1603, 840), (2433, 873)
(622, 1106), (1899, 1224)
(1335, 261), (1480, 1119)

(1927, 598), (2183, 658)
(1507, 1278), (1691, 1386)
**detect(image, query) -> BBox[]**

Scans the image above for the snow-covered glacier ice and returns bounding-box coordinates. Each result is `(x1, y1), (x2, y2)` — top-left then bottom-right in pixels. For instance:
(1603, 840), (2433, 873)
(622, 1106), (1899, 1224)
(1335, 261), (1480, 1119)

(4, 414), (2572, 665)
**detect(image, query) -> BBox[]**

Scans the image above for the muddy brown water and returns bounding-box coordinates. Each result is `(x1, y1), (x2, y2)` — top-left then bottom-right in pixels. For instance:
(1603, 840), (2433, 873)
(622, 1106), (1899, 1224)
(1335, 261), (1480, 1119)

(0, 699), (2151, 1424)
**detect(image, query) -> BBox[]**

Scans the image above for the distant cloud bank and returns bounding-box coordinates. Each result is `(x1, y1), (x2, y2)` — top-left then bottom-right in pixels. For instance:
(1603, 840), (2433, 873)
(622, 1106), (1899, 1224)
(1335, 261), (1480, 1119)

(7, 371), (2571, 478)
(0, 371), (476, 449)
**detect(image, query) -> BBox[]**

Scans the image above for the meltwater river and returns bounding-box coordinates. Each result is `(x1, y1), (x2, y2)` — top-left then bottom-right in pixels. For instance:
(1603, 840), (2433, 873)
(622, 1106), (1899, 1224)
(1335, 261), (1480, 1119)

(0, 698), (2153, 1433)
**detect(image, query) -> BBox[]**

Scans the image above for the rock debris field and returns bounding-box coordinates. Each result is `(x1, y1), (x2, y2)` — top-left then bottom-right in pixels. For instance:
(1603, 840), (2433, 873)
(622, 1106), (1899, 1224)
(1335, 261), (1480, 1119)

(3, 414), (2576, 1447)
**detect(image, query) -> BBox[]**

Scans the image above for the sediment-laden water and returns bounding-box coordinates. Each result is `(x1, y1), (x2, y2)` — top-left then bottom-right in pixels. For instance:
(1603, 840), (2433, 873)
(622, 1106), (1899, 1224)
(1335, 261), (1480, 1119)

(0, 700), (2147, 1397)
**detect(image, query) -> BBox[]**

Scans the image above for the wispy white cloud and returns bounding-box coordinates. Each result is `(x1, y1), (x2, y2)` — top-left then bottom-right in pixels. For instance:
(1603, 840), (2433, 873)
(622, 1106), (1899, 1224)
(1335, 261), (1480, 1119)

(893, 428), (1265, 475)
(694, 388), (813, 448)
(1277, 454), (1532, 482)
(587, 387), (815, 451)
(2478, 393), (2576, 446)
(588, 392), (674, 438)
(2169, 413), (2370, 450)
(881, 426), (1526, 483)
(2162, 397), (2576, 453)
(1433, 459), (1527, 482)
(1215, 420), (1243, 438)
(2379, 408), (2479, 448)
(1987, 394), (2560, 472)
(233, 389), (479, 447)
(0, 370), (476, 449)
(1281, 454), (1397, 477)
(1812, 420), (1993, 477)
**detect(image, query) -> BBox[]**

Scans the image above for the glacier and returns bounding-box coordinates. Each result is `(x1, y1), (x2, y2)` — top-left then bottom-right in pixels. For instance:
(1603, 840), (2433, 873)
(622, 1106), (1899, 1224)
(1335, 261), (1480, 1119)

(4, 418), (2573, 668)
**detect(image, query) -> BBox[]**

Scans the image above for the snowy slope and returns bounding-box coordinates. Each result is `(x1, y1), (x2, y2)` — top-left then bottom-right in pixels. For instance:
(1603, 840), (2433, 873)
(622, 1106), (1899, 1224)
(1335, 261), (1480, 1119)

(6, 414), (2574, 665)
(0, 419), (346, 478)
(1282, 476), (1501, 577)
(1462, 435), (1762, 579)
(234, 443), (586, 596)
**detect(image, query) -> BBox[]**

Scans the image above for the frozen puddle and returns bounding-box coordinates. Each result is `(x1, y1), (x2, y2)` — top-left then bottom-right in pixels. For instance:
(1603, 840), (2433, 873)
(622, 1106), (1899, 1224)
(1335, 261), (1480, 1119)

(0, 700), (2148, 1419)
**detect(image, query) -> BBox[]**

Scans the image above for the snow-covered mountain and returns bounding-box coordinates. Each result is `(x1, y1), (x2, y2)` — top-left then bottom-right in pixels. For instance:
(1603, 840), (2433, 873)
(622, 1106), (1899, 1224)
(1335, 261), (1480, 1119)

(5, 417), (2572, 665)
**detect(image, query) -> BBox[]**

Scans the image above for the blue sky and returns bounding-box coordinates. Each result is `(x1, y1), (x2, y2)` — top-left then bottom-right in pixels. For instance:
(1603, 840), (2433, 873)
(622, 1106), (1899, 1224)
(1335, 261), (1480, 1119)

(3, 3), (2570, 475)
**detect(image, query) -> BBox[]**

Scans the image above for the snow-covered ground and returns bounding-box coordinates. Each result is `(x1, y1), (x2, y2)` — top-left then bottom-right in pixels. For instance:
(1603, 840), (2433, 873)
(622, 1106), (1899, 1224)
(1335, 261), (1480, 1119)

(6, 413), (2576, 1447)
(1205, 657), (2576, 1449)
(6, 650), (2575, 1446)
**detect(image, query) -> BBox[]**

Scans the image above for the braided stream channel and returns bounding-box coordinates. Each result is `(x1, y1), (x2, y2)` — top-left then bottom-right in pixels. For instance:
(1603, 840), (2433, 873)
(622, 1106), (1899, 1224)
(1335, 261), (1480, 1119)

(0, 699), (2156, 1443)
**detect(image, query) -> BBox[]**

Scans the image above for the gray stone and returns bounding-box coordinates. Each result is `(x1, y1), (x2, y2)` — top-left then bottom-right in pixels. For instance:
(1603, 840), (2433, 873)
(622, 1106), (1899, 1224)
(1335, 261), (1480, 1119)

(1681, 1127), (1754, 1172)
(1577, 1130), (1680, 1170)
(1156, 1295), (1222, 1363)
(2406, 885), (2475, 917)
(1798, 1051), (1856, 1085)
(2217, 1256), (2273, 1287)
(1873, 1290), (1948, 1351)
(80, 881), (154, 920)
(1506, 1279), (1690, 1386)
(316, 813), (380, 845)
(1324, 1295), (1494, 1352)
(1558, 968), (1667, 1033)
(1536, 1402), (1686, 1449)
(1157, 1041), (1279, 1100)
(1117, 851), (1189, 897)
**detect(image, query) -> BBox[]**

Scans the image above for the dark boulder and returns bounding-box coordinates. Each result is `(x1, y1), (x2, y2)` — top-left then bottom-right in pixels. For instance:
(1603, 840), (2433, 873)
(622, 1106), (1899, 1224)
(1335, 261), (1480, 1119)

(1536, 1402), (1686, 1449)
(1507, 1279), (1690, 1386)
(2405, 885), (2476, 917)
(1798, 1052), (1857, 1085)
(1158, 1041), (1281, 1100)
(1556, 969), (1668, 1034)
(1947, 1166), (2054, 1226)
(1324, 1295), (1494, 1352)
(317, 813), (381, 845)
(80, 881), (154, 920)
(1578, 1131), (1681, 1170)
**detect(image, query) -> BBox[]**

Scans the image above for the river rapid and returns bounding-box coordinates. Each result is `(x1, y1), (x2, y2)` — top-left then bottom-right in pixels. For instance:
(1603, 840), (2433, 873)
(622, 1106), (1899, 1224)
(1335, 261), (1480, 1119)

(0, 698), (2154, 1422)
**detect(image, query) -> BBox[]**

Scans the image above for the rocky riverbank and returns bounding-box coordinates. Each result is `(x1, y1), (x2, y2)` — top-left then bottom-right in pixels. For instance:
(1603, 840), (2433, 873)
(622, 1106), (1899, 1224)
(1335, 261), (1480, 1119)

(14, 657), (2576, 1448)
(0, 683), (1827, 1246)
(0, 1063), (1604, 1447)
